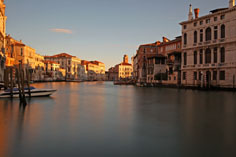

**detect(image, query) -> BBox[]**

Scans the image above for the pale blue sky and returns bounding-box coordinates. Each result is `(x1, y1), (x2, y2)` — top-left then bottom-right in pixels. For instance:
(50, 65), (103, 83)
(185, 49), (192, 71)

(5, 0), (228, 69)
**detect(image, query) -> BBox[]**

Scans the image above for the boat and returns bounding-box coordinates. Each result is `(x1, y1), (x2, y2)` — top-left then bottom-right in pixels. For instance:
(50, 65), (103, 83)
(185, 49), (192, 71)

(0, 87), (57, 98)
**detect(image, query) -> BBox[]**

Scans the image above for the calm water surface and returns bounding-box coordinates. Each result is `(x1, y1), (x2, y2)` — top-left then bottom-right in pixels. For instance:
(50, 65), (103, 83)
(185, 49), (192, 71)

(0, 82), (236, 157)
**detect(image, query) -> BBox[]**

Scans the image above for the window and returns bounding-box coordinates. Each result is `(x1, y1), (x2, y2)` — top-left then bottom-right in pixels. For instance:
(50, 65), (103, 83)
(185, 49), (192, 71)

(214, 26), (218, 40)
(183, 72), (186, 80)
(183, 52), (187, 65)
(205, 27), (212, 41)
(194, 31), (198, 43)
(21, 48), (23, 56)
(221, 25), (225, 39)
(194, 22), (197, 27)
(206, 19), (210, 24)
(205, 48), (211, 64)
(200, 21), (203, 25)
(220, 71), (225, 80)
(194, 72), (197, 80)
(220, 15), (225, 20)
(220, 47), (225, 63)
(184, 33), (187, 45)
(194, 51), (197, 64)
(213, 71), (217, 80)
(199, 72), (202, 80)
(200, 49), (203, 64)
(214, 17), (218, 21)
(184, 25), (187, 29)
(214, 47), (218, 63)
(200, 29), (203, 42)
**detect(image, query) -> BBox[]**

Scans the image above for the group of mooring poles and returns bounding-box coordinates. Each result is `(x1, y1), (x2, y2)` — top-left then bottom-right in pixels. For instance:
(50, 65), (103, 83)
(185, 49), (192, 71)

(4, 64), (32, 105)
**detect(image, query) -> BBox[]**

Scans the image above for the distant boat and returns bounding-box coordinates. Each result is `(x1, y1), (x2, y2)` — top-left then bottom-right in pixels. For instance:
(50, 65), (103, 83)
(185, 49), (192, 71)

(0, 87), (57, 98)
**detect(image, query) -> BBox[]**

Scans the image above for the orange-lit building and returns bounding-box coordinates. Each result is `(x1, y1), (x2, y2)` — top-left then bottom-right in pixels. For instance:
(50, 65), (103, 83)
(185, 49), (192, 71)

(44, 60), (65, 80)
(81, 60), (106, 81)
(0, 0), (6, 81)
(107, 55), (133, 81)
(45, 53), (82, 80)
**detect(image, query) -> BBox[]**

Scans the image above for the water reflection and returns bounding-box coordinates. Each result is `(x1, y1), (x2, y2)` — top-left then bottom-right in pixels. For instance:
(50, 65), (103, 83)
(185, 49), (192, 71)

(0, 82), (236, 156)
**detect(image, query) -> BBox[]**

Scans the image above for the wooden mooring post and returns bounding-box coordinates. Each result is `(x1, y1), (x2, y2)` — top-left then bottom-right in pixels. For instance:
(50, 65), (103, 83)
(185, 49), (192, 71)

(4, 64), (33, 102)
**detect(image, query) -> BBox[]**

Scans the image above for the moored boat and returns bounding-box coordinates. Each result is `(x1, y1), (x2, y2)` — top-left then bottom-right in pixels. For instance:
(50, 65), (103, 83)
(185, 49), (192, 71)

(0, 87), (57, 98)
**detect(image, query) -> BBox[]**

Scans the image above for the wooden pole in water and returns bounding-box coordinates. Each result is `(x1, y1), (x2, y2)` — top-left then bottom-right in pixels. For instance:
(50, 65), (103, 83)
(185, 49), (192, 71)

(10, 68), (13, 98)
(19, 63), (26, 105)
(26, 68), (31, 97)
(16, 68), (22, 100)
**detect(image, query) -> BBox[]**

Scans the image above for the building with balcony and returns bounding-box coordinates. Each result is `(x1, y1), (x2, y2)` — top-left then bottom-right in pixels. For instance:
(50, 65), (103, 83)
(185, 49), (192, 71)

(180, 1), (236, 88)
(145, 37), (182, 85)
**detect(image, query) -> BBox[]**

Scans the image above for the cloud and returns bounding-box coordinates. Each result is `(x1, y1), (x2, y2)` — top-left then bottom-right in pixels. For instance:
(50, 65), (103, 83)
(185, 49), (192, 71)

(50, 28), (73, 34)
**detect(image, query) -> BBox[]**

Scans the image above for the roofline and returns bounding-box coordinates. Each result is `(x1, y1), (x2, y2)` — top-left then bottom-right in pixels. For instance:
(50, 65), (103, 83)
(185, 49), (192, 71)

(180, 6), (236, 25)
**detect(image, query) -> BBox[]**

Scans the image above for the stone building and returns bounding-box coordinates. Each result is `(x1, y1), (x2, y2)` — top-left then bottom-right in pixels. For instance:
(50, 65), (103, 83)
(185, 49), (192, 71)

(136, 42), (160, 83)
(0, 0), (6, 81)
(45, 53), (82, 80)
(81, 60), (105, 81)
(180, 1), (236, 88)
(44, 60), (65, 81)
(107, 55), (133, 81)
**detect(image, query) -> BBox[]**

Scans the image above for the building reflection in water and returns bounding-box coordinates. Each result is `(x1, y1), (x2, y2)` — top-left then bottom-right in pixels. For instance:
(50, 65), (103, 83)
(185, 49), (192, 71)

(0, 82), (236, 156)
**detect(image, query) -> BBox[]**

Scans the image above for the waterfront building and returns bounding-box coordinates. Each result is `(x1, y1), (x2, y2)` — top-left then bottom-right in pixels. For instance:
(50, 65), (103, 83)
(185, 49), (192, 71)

(115, 55), (133, 80)
(131, 55), (138, 81)
(45, 53), (82, 80)
(136, 42), (160, 83)
(81, 60), (105, 81)
(5, 35), (45, 81)
(147, 36), (182, 85)
(44, 60), (65, 81)
(180, 1), (236, 88)
(107, 67), (118, 81)
(107, 55), (133, 81)
(0, 0), (6, 82)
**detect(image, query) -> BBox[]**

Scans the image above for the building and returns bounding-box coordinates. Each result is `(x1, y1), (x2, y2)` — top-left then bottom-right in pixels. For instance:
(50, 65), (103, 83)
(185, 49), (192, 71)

(136, 42), (160, 83)
(150, 36), (182, 85)
(44, 60), (65, 81)
(0, 0), (6, 81)
(115, 55), (133, 80)
(107, 67), (118, 81)
(180, 1), (236, 88)
(45, 53), (82, 80)
(81, 60), (106, 81)
(107, 55), (133, 81)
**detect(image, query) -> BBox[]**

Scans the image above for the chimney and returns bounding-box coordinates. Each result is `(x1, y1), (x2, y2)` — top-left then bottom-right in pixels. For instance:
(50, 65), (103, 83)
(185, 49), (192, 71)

(163, 37), (169, 43)
(229, 0), (235, 8)
(194, 8), (200, 18)
(188, 4), (193, 21)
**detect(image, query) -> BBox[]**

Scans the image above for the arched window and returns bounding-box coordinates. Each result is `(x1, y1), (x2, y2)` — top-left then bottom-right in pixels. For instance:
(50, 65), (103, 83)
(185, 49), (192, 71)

(205, 27), (212, 41)
(220, 47), (225, 63)
(184, 33), (187, 45)
(194, 31), (197, 43)
(221, 25), (225, 39)
(205, 48), (211, 64)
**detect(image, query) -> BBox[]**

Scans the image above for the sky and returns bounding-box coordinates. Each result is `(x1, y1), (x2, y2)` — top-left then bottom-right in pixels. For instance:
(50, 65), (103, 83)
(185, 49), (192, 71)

(5, 0), (229, 70)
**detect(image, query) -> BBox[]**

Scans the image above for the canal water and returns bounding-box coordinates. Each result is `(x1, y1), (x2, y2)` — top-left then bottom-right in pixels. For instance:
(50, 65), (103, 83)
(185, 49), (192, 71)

(0, 82), (236, 157)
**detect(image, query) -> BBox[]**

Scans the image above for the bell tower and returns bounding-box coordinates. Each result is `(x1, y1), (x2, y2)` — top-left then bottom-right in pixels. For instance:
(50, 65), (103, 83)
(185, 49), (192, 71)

(188, 4), (193, 21)
(123, 55), (128, 63)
